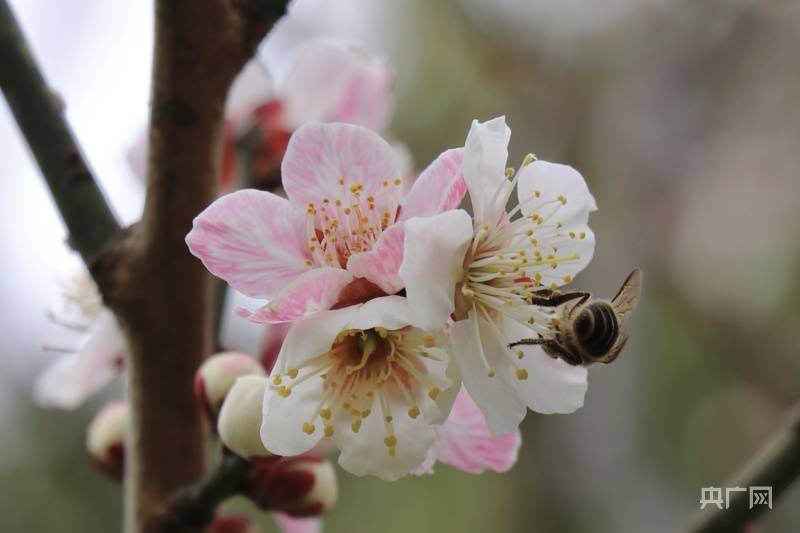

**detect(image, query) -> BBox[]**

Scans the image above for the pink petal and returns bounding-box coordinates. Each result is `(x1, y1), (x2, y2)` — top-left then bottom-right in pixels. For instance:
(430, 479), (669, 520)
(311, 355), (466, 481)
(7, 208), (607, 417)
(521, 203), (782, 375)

(238, 268), (353, 323)
(282, 41), (394, 132)
(399, 148), (466, 220)
(273, 513), (322, 533)
(281, 123), (401, 211)
(431, 386), (521, 474)
(345, 224), (405, 294)
(186, 190), (311, 299)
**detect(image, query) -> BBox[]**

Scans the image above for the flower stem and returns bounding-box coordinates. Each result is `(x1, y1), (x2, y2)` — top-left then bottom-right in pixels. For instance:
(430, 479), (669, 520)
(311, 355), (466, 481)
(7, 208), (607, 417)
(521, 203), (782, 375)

(688, 404), (800, 533)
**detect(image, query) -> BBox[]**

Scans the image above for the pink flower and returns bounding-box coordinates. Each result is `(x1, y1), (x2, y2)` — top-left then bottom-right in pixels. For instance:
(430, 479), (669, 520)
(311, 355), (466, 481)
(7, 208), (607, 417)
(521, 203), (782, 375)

(414, 386), (521, 475)
(186, 122), (466, 324)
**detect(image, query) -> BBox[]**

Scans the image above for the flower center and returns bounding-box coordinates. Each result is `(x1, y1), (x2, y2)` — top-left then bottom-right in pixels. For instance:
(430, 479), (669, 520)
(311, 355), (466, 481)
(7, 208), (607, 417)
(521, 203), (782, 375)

(304, 177), (404, 268)
(270, 327), (446, 457)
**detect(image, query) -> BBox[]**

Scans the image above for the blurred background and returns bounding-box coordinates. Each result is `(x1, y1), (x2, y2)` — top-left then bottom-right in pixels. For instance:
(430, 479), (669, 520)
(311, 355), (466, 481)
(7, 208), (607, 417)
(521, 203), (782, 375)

(2, 0), (799, 531)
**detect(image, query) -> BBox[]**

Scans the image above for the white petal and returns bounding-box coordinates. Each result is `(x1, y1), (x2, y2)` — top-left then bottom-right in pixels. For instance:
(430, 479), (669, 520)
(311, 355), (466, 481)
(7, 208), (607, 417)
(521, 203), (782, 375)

(535, 224), (596, 288)
(516, 160), (598, 225)
(334, 392), (436, 481)
(346, 295), (413, 331)
(462, 116), (512, 223)
(449, 317), (526, 436)
(34, 310), (125, 409)
(261, 369), (325, 457)
(399, 210), (474, 330)
(502, 319), (588, 414)
(275, 306), (361, 373)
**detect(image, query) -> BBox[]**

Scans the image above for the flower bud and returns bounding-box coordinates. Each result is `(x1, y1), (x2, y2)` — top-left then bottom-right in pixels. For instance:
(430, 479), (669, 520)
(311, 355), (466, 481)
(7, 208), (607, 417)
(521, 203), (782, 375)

(195, 352), (265, 424)
(217, 375), (270, 459)
(246, 455), (338, 517)
(86, 401), (128, 480)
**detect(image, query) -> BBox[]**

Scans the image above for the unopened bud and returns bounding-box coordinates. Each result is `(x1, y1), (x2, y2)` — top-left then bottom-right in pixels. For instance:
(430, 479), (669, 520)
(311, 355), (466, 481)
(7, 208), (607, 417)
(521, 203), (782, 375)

(218, 375), (270, 459)
(195, 352), (265, 424)
(86, 402), (128, 480)
(246, 455), (338, 517)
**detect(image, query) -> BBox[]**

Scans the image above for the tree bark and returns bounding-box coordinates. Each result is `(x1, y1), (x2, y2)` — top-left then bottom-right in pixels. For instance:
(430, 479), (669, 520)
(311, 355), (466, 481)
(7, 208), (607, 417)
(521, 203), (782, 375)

(93, 1), (287, 531)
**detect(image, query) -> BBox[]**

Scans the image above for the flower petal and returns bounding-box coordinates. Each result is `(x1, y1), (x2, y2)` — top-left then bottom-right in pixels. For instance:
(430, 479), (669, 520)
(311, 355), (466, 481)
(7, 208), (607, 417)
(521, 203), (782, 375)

(239, 268), (354, 323)
(428, 386), (521, 474)
(186, 190), (311, 299)
(34, 310), (126, 409)
(261, 308), (360, 456)
(273, 514), (322, 533)
(282, 123), (400, 210)
(516, 160), (598, 225)
(282, 41), (394, 132)
(501, 319), (588, 414)
(449, 317), (527, 436)
(533, 224), (596, 289)
(462, 116), (512, 223)
(399, 210), (474, 330)
(333, 390), (436, 481)
(399, 148), (466, 220)
(346, 224), (405, 294)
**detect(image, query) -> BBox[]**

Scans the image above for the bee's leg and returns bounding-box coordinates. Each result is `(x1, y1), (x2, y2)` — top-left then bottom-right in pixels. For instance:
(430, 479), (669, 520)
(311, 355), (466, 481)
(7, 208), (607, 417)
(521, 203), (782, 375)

(527, 291), (590, 307)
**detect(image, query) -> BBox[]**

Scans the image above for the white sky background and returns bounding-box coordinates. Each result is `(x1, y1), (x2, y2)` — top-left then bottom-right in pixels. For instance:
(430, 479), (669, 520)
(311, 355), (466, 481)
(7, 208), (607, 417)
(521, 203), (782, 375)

(0, 0), (386, 412)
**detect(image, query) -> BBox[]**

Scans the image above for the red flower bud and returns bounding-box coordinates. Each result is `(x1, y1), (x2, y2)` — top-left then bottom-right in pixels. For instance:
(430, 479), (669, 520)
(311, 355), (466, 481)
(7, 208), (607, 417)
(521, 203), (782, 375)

(245, 455), (337, 517)
(86, 402), (127, 480)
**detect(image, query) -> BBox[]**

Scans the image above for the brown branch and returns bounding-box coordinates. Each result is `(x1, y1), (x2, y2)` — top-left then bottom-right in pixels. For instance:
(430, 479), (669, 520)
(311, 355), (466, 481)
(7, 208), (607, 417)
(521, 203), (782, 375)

(688, 404), (800, 533)
(93, 1), (286, 531)
(0, 0), (121, 266)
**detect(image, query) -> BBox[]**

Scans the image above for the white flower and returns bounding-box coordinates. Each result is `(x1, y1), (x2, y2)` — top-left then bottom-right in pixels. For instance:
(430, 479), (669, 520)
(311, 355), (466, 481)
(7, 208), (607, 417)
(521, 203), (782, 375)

(400, 116), (596, 435)
(34, 274), (126, 409)
(260, 296), (458, 481)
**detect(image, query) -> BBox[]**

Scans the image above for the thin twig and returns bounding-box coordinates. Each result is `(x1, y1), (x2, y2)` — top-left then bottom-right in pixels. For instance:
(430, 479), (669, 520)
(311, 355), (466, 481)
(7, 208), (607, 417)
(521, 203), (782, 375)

(164, 451), (252, 531)
(0, 0), (120, 265)
(688, 404), (800, 533)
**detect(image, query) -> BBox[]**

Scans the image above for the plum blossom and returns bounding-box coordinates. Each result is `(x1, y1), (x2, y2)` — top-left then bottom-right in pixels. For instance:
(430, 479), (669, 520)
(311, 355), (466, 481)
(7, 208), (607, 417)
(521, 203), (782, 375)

(34, 273), (126, 409)
(186, 122), (465, 324)
(414, 386), (521, 475)
(400, 116), (596, 435)
(260, 296), (459, 481)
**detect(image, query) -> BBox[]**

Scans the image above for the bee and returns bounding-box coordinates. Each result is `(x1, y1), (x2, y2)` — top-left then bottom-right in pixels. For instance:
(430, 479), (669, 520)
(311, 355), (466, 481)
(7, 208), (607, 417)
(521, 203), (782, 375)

(509, 269), (642, 366)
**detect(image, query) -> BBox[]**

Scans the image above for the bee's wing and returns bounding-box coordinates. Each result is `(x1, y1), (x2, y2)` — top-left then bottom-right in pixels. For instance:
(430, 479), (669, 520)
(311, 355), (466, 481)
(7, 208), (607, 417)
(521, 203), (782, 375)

(611, 269), (642, 318)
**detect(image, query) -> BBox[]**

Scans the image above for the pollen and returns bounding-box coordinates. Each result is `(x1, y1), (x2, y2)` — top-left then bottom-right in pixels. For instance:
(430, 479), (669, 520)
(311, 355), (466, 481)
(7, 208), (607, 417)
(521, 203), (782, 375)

(516, 368), (529, 380)
(408, 405), (420, 419)
(302, 422), (315, 434)
(428, 387), (440, 400)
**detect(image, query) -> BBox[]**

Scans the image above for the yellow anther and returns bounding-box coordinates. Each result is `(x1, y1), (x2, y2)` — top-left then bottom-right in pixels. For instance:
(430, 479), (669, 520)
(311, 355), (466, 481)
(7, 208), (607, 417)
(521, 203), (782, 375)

(408, 405), (420, 419)
(302, 422), (315, 435)
(287, 368), (299, 379)
(579, 231), (586, 239)
(320, 408), (332, 420)
(422, 335), (435, 348)
(569, 231), (576, 238)
(516, 368), (529, 380)
(393, 177), (402, 186)
(428, 387), (440, 400)
(557, 194), (567, 204)
(534, 190), (541, 198)
(324, 424), (334, 437)
(563, 275), (573, 283)
(550, 282), (558, 289)
(305, 260), (313, 267)
(351, 419), (362, 433)
(361, 409), (371, 418)
(506, 167), (515, 177)
(527, 316), (535, 325)
(526, 229), (534, 236)
(384, 434), (397, 448)
(382, 179), (389, 187)
(516, 350), (525, 359)
(272, 375), (282, 386)
(487, 369), (496, 378)
(337, 176), (345, 186)
(522, 153), (536, 166)
(278, 386), (291, 398)
(384, 415), (393, 423)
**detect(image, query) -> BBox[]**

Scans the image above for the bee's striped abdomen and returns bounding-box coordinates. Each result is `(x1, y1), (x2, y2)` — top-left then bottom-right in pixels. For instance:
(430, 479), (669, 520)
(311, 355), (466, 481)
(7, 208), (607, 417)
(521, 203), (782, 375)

(575, 302), (618, 357)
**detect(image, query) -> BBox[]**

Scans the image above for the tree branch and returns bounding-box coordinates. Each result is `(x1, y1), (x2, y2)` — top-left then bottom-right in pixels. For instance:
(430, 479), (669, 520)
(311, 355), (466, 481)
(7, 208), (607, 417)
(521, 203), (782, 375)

(688, 404), (800, 533)
(164, 452), (251, 531)
(0, 0), (120, 265)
